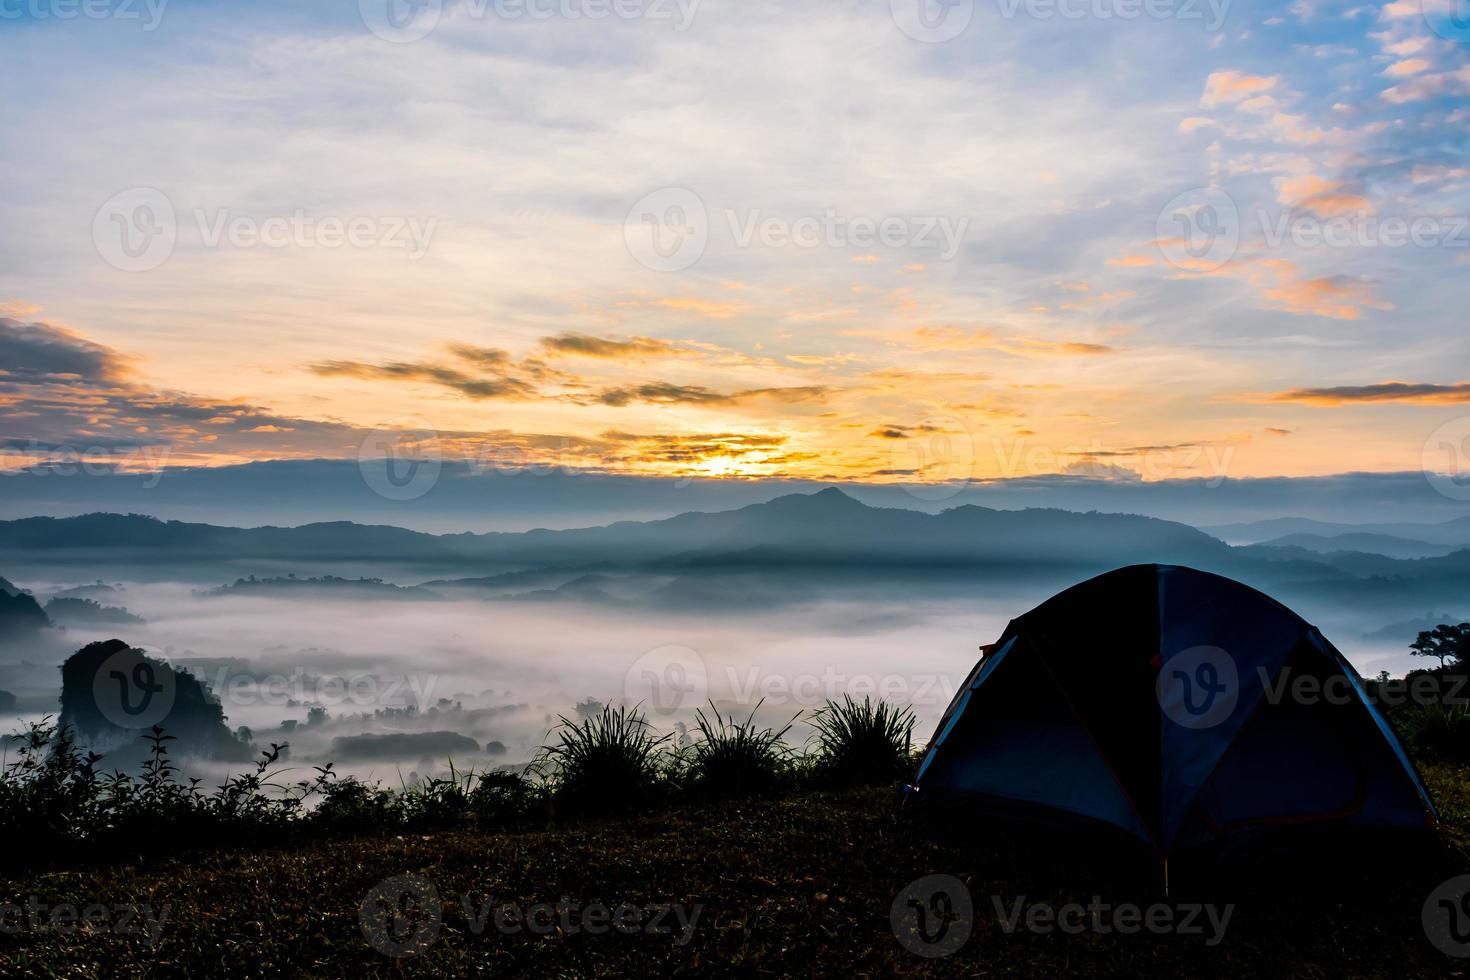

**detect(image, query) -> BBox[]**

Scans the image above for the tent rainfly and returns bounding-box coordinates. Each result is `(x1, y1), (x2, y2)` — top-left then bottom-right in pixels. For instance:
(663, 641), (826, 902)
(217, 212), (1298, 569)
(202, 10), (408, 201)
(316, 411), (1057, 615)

(913, 565), (1436, 858)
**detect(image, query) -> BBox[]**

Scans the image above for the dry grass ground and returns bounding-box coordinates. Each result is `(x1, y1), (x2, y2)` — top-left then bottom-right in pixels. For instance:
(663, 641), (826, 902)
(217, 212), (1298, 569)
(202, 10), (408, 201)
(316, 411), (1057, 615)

(2, 765), (1468, 977)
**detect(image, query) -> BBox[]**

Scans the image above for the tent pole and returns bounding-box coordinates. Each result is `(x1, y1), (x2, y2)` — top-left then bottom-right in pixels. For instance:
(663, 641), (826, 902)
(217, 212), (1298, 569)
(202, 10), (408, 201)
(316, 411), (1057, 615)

(1163, 858), (1170, 898)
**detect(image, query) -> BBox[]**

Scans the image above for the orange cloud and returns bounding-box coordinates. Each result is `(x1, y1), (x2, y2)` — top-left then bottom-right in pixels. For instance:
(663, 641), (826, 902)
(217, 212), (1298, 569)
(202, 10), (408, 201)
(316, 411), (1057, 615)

(539, 333), (688, 359)
(912, 326), (1116, 357)
(1259, 273), (1392, 321)
(1267, 382), (1470, 405)
(1200, 70), (1278, 108)
(1275, 174), (1372, 217)
(1384, 58), (1431, 78)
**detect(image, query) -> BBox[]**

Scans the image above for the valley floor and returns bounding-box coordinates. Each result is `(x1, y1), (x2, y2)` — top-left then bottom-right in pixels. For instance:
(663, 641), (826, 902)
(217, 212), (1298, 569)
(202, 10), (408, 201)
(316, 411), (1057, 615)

(3, 765), (1469, 977)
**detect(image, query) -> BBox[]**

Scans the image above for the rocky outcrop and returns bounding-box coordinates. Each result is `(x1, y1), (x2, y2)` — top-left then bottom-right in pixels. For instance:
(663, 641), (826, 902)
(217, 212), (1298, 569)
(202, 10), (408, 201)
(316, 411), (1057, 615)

(58, 639), (252, 760)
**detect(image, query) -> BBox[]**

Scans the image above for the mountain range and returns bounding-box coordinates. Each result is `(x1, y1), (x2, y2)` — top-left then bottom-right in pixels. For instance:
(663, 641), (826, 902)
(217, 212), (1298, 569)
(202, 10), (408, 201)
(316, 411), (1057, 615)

(4, 489), (1469, 620)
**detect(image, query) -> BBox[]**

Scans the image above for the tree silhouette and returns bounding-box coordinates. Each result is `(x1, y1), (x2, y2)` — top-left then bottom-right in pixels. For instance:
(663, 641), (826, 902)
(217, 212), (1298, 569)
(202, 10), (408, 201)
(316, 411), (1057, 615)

(1410, 623), (1470, 669)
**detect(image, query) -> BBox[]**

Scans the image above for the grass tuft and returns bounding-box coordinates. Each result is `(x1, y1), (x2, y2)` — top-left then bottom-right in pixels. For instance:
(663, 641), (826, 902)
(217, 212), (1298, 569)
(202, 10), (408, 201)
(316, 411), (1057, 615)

(533, 703), (672, 814)
(809, 695), (917, 787)
(685, 700), (795, 799)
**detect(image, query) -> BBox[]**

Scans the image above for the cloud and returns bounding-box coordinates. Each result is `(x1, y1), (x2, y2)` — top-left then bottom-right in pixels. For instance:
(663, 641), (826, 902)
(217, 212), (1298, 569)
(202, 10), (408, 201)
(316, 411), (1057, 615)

(1063, 459), (1144, 481)
(539, 333), (687, 359)
(1107, 254), (1156, 268)
(1275, 174), (1372, 217)
(1381, 65), (1470, 104)
(446, 345), (512, 368)
(1200, 71), (1278, 108)
(1194, 257), (1391, 321)
(0, 317), (133, 384)
(1258, 272), (1391, 321)
(1267, 381), (1470, 405)
(911, 326), (1116, 357)
(617, 297), (748, 319)
(1384, 58), (1432, 78)
(309, 340), (594, 401)
(592, 383), (828, 408)
(311, 360), (539, 400)
(596, 429), (790, 466)
(868, 423), (942, 440)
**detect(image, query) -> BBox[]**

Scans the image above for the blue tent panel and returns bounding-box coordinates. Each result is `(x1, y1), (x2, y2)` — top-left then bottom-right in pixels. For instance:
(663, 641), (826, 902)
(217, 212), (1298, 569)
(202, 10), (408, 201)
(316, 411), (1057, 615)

(913, 565), (1436, 856)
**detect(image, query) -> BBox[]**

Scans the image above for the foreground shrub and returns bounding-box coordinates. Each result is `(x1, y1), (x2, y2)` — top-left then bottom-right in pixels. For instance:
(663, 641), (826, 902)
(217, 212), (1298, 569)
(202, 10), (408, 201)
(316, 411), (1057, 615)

(810, 696), (917, 787)
(684, 701), (795, 799)
(469, 768), (542, 824)
(0, 720), (546, 869)
(0, 721), (318, 868)
(534, 704), (672, 814)
(312, 775), (401, 833)
(1405, 703), (1470, 765)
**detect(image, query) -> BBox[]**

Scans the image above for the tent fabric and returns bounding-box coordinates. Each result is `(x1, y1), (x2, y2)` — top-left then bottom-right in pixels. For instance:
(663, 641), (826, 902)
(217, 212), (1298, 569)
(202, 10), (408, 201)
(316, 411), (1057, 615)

(913, 564), (1436, 853)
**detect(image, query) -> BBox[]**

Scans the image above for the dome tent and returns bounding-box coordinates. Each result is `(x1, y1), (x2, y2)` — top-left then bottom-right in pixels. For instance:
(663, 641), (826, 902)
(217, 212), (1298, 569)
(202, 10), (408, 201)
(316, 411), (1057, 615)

(912, 565), (1435, 858)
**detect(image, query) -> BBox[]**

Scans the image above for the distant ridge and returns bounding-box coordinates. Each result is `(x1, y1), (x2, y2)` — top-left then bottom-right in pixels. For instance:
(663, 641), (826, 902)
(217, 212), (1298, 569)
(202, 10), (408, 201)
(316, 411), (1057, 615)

(0, 490), (1230, 571)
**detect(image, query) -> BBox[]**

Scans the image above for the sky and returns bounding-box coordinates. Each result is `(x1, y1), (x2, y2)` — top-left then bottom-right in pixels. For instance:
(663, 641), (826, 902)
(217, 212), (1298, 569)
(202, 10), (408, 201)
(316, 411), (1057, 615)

(1, 0), (1468, 492)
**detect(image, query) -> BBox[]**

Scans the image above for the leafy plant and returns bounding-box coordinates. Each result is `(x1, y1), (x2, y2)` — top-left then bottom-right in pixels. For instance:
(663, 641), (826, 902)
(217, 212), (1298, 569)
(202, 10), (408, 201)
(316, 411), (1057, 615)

(469, 769), (541, 825)
(809, 696), (917, 787)
(1406, 703), (1470, 766)
(533, 704), (672, 814)
(684, 700), (795, 799)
